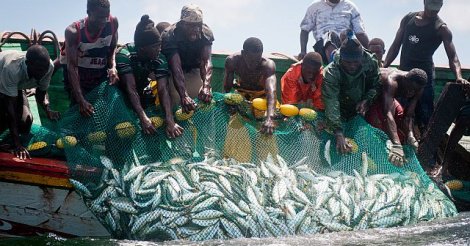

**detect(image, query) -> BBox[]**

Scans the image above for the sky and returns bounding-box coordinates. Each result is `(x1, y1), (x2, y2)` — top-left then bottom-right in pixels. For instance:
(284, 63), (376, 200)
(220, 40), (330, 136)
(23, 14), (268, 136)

(1, 0), (469, 68)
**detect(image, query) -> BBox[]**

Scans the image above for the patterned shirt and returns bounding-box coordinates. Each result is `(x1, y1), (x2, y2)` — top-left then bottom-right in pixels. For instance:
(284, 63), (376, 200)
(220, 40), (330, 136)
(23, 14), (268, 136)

(0, 50), (53, 97)
(300, 0), (365, 41)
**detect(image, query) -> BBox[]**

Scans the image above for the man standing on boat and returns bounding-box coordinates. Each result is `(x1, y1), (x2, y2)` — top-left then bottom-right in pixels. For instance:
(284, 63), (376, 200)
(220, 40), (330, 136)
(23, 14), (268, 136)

(365, 68), (428, 166)
(161, 4), (214, 112)
(0, 45), (59, 159)
(223, 37), (277, 135)
(63, 0), (119, 117)
(116, 15), (183, 138)
(383, 0), (469, 133)
(281, 52), (324, 111)
(299, 0), (369, 61)
(322, 34), (380, 154)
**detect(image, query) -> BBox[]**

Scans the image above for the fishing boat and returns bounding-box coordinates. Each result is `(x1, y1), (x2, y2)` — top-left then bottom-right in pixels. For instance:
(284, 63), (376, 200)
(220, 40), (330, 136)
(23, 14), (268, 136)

(0, 30), (469, 238)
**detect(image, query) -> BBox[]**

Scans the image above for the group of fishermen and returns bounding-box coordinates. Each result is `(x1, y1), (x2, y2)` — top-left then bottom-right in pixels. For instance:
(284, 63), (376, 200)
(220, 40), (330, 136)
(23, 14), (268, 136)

(0, 0), (469, 180)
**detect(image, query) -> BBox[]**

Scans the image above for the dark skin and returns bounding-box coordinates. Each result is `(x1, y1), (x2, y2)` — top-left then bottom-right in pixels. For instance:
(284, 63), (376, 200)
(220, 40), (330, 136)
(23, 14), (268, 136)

(380, 68), (423, 145)
(299, 0), (369, 60)
(65, 6), (119, 117)
(119, 42), (183, 138)
(1, 60), (60, 159)
(383, 6), (469, 89)
(223, 51), (277, 134)
(169, 21), (213, 113)
(298, 61), (322, 107)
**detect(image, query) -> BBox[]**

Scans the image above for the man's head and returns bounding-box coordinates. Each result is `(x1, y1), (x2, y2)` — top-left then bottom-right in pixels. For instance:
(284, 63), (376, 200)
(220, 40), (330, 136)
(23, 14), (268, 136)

(369, 38), (386, 62)
(242, 37), (263, 69)
(178, 4), (203, 42)
(423, 0), (442, 17)
(403, 68), (427, 98)
(301, 52), (322, 83)
(156, 22), (171, 34)
(134, 15), (161, 61)
(339, 35), (364, 75)
(25, 45), (50, 80)
(87, 0), (110, 30)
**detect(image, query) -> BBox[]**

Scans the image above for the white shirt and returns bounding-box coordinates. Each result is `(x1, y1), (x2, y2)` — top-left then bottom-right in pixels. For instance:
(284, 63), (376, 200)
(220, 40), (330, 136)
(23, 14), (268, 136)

(300, 0), (366, 41)
(0, 50), (53, 97)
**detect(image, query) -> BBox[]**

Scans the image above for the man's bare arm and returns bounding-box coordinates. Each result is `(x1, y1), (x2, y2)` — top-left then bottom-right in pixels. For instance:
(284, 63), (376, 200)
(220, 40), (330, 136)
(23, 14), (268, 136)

(107, 17), (119, 85)
(223, 56), (236, 93)
(65, 25), (94, 117)
(168, 53), (195, 113)
(440, 25), (464, 82)
(384, 17), (406, 68)
(198, 44), (213, 102)
(382, 78), (401, 144)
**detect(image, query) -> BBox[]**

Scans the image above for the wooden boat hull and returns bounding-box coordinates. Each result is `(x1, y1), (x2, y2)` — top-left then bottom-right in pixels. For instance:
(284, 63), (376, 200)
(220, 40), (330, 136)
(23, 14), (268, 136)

(0, 153), (109, 238)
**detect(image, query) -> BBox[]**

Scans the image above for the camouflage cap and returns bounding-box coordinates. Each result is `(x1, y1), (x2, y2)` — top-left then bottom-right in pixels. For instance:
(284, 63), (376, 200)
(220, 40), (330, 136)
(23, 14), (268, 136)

(180, 4), (203, 23)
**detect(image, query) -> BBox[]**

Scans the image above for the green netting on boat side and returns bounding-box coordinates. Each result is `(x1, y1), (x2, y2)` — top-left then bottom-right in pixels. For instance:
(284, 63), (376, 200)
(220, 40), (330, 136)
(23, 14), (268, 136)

(50, 82), (457, 240)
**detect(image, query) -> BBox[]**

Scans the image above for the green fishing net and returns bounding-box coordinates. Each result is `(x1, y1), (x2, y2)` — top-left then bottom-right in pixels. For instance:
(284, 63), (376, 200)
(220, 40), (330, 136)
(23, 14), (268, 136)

(22, 82), (458, 240)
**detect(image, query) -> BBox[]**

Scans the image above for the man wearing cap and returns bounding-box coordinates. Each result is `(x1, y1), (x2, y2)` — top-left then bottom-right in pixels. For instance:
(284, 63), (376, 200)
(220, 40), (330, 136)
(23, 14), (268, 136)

(161, 4), (214, 113)
(281, 52), (325, 111)
(299, 0), (369, 62)
(384, 0), (469, 132)
(223, 37), (277, 134)
(322, 35), (380, 154)
(116, 15), (183, 138)
(63, 0), (119, 117)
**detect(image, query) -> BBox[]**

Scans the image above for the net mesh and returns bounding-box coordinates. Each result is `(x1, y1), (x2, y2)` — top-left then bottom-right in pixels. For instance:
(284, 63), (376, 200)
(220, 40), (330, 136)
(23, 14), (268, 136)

(25, 83), (459, 240)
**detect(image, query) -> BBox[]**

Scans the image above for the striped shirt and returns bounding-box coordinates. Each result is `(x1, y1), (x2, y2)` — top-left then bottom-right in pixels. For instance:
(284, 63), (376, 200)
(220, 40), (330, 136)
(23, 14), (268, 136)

(63, 16), (117, 93)
(300, 0), (365, 41)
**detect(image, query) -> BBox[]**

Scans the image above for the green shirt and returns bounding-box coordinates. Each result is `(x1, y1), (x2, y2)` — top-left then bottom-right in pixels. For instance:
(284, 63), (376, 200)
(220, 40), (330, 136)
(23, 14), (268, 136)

(116, 43), (170, 107)
(322, 49), (380, 131)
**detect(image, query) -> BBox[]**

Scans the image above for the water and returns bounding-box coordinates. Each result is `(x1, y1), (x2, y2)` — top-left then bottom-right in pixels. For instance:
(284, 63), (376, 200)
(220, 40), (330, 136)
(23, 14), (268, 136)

(1, 212), (469, 246)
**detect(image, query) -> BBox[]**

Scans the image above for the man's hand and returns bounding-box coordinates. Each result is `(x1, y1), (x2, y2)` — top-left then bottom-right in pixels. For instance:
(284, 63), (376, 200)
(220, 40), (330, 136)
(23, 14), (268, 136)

(260, 117), (275, 135)
(198, 85), (212, 103)
(456, 78), (470, 95)
(13, 145), (31, 160)
(356, 99), (369, 116)
(108, 67), (119, 85)
(78, 99), (94, 117)
(298, 52), (306, 61)
(387, 142), (406, 167)
(407, 133), (419, 152)
(46, 110), (60, 121)
(166, 121), (184, 139)
(335, 132), (352, 154)
(140, 116), (156, 135)
(181, 96), (196, 113)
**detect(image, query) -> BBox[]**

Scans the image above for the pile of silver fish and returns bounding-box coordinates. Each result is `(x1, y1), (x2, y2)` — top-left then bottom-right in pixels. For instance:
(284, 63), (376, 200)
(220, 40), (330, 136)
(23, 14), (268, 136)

(69, 151), (457, 241)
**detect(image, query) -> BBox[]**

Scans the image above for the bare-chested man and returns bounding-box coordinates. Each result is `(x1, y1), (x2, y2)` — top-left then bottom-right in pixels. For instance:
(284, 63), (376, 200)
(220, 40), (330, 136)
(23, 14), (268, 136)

(366, 68), (427, 166)
(223, 37), (277, 134)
